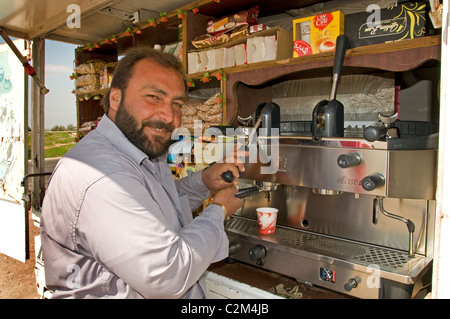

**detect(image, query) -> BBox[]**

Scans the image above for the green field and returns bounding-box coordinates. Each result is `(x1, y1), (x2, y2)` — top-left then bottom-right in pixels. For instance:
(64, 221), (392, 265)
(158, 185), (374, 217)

(28, 131), (77, 158)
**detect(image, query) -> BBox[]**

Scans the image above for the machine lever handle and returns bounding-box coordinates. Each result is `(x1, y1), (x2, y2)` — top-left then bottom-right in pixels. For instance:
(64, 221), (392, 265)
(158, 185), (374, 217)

(363, 124), (388, 142)
(235, 187), (260, 199)
(333, 35), (349, 77)
(221, 170), (235, 183)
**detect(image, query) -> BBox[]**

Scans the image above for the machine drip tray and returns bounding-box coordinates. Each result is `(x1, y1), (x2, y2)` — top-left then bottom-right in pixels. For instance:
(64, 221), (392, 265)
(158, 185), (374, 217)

(225, 216), (432, 284)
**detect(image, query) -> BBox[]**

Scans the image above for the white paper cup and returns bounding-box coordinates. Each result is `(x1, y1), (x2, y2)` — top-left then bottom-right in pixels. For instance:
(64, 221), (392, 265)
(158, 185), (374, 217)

(256, 207), (278, 234)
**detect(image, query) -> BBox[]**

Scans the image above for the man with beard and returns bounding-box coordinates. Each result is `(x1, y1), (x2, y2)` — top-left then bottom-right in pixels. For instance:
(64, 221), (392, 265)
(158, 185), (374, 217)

(40, 47), (245, 298)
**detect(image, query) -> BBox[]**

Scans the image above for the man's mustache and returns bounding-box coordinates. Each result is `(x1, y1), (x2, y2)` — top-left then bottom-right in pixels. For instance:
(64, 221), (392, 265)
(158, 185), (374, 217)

(142, 120), (174, 133)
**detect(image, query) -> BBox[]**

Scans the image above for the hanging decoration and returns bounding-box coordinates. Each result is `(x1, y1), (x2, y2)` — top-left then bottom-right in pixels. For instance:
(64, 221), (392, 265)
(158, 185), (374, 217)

(186, 79), (195, 88)
(201, 72), (211, 83)
(216, 94), (224, 106)
(177, 9), (187, 19)
(214, 69), (225, 80)
(160, 12), (168, 22)
(78, 2), (227, 60)
(125, 27), (133, 36)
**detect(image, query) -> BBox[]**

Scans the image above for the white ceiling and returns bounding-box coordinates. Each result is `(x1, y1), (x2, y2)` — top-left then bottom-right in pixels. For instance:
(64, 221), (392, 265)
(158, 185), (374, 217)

(0, 0), (194, 43)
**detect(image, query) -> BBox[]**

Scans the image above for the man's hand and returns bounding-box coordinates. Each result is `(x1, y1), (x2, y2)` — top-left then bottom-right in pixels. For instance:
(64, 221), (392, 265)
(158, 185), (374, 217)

(201, 144), (247, 191)
(211, 184), (243, 218)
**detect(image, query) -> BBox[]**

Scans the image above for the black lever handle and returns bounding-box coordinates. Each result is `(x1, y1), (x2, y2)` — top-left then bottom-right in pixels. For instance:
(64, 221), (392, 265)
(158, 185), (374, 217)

(221, 170), (235, 183)
(363, 124), (388, 142)
(333, 35), (349, 76)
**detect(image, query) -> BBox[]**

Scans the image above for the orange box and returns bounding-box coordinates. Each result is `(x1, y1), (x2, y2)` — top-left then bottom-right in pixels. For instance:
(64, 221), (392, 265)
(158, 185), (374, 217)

(293, 11), (344, 57)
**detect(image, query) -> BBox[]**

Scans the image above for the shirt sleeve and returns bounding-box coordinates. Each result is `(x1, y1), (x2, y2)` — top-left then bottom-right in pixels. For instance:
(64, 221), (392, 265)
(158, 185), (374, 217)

(175, 169), (211, 210)
(76, 171), (228, 299)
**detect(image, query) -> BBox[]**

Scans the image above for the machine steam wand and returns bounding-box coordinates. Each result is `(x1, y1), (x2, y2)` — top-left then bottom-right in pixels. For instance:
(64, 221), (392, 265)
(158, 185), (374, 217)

(376, 197), (415, 257)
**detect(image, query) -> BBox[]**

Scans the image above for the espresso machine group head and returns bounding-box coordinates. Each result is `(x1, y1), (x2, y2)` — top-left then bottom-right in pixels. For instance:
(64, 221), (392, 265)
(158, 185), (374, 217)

(312, 35), (348, 140)
(221, 102), (280, 199)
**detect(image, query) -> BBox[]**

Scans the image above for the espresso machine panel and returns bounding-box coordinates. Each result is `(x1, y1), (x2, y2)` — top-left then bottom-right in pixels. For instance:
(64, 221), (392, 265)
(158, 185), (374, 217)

(225, 134), (437, 299)
(241, 137), (437, 200)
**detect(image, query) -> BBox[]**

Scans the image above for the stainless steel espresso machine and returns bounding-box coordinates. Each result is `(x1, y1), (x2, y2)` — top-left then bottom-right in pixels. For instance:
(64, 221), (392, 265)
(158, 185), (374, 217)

(225, 121), (437, 299)
(223, 35), (438, 299)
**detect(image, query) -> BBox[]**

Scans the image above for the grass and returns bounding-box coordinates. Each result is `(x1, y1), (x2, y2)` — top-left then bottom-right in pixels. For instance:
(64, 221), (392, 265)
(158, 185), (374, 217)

(28, 131), (77, 159)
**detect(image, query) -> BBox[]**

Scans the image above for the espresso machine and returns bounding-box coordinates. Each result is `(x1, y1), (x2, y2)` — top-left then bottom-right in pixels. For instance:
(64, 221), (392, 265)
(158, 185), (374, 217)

(220, 34), (437, 298)
(224, 106), (437, 298)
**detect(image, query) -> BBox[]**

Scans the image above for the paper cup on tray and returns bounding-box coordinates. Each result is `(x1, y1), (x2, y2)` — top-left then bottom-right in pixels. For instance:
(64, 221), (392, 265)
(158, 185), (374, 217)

(256, 207), (278, 234)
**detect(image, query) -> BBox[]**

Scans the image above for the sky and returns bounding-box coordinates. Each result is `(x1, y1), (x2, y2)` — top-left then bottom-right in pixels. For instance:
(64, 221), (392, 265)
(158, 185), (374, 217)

(44, 40), (77, 129)
(0, 38), (77, 129)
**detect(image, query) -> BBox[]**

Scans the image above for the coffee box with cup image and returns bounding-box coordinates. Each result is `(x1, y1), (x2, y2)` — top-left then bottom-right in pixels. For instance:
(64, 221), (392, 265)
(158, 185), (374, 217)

(293, 11), (345, 57)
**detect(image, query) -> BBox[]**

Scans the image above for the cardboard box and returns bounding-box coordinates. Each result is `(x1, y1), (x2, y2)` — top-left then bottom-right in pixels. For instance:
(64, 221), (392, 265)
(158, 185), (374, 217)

(205, 49), (216, 70)
(198, 51), (208, 71)
(293, 11), (345, 57)
(187, 26), (292, 73)
(223, 46), (236, 68)
(187, 52), (200, 74)
(264, 35), (277, 61)
(254, 26), (292, 61)
(247, 36), (265, 63)
(344, 2), (427, 48)
(235, 44), (247, 65)
(293, 16), (313, 57)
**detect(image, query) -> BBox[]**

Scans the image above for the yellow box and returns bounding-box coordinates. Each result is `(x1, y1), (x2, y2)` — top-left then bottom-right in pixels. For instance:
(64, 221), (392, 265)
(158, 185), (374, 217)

(293, 11), (344, 57)
(293, 16), (313, 57)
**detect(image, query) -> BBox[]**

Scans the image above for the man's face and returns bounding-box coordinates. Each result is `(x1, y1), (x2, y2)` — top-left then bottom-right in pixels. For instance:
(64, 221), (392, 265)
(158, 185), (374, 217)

(110, 58), (186, 159)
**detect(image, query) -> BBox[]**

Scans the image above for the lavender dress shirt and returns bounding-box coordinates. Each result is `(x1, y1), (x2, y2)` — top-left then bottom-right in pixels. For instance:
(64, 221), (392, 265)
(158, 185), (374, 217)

(40, 115), (229, 298)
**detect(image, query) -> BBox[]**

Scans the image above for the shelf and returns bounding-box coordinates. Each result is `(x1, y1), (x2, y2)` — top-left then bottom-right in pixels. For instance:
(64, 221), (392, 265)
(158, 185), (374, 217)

(223, 35), (441, 124)
(229, 35), (441, 82)
(187, 35), (441, 80)
(72, 0), (441, 130)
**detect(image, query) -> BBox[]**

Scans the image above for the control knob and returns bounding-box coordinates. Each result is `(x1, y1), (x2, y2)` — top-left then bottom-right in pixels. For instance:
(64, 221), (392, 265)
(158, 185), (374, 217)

(228, 241), (243, 255)
(344, 278), (360, 291)
(249, 245), (267, 266)
(361, 173), (385, 191)
(337, 152), (361, 168)
(249, 245), (267, 260)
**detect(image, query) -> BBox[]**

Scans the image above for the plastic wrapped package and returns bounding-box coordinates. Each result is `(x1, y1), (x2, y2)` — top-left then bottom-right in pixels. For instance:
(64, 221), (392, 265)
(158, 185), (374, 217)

(181, 92), (223, 132)
(74, 61), (117, 95)
(206, 5), (259, 35)
(75, 61), (116, 74)
(75, 74), (100, 87)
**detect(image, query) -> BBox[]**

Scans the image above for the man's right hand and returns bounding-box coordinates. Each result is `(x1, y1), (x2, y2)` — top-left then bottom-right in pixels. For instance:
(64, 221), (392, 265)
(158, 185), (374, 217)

(211, 184), (243, 218)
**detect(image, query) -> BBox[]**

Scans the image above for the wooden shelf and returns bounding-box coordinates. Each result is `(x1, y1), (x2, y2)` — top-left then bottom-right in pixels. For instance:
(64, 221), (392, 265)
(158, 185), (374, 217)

(223, 35), (442, 124)
(72, 0), (441, 130)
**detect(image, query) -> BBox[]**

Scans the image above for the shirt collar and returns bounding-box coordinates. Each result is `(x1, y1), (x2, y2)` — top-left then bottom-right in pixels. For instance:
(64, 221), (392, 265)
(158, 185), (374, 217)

(96, 114), (149, 166)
